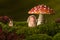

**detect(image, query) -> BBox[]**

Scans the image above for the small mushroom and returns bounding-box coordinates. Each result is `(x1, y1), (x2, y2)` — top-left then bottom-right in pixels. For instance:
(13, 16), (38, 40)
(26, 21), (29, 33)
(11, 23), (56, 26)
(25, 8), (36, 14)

(28, 4), (54, 26)
(8, 20), (13, 27)
(27, 15), (37, 27)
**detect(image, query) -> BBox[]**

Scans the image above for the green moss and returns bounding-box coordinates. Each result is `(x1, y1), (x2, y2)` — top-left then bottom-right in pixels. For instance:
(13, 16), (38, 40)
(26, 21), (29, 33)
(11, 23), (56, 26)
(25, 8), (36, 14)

(53, 33), (60, 40)
(25, 34), (52, 40)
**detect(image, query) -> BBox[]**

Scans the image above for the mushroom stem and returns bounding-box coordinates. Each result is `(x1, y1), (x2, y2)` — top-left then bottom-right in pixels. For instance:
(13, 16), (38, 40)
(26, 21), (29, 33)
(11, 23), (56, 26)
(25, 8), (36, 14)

(37, 14), (44, 26)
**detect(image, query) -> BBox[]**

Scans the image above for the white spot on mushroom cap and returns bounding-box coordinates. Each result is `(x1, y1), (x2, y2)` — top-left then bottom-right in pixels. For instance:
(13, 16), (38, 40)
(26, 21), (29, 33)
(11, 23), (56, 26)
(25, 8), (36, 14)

(43, 4), (45, 7)
(44, 8), (46, 10)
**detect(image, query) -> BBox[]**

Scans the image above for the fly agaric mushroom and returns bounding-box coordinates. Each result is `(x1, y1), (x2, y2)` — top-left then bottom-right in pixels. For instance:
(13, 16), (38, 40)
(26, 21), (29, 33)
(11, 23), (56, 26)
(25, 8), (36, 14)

(8, 19), (13, 27)
(28, 4), (54, 26)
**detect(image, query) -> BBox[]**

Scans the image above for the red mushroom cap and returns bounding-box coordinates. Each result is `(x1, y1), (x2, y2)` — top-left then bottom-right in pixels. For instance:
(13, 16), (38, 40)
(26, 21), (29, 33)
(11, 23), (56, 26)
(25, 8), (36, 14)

(28, 4), (54, 14)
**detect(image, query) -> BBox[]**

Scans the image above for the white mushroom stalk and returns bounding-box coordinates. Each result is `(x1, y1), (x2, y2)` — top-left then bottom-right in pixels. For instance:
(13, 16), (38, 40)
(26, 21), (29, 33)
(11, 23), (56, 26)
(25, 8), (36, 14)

(37, 14), (43, 26)
(28, 4), (54, 26)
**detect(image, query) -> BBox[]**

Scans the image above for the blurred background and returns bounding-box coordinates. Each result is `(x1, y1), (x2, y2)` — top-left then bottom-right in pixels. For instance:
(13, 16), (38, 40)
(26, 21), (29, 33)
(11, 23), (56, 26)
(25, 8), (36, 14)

(0, 0), (60, 21)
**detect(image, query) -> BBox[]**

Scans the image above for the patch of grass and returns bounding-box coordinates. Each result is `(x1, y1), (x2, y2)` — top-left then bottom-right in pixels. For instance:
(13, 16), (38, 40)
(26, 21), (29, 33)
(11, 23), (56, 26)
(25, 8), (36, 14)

(0, 21), (60, 40)
(25, 34), (52, 40)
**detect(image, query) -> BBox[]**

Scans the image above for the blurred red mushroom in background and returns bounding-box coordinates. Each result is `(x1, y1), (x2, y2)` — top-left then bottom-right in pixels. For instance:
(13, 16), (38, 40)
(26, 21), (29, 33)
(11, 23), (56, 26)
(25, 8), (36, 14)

(0, 16), (13, 27)
(28, 4), (54, 26)
(0, 24), (2, 33)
